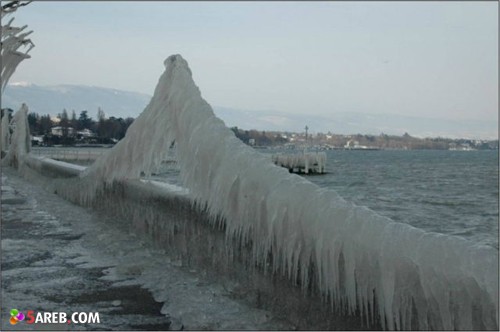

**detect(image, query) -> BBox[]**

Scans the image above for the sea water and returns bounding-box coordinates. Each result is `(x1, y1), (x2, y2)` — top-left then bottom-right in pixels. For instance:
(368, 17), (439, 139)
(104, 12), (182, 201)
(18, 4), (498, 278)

(153, 149), (499, 249)
(313, 149), (498, 249)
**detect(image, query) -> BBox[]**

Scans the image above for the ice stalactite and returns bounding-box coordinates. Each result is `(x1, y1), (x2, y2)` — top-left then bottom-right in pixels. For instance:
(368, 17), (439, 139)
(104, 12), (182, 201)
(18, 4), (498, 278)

(2, 103), (30, 168)
(1, 110), (12, 153)
(75, 54), (499, 330)
(272, 151), (327, 173)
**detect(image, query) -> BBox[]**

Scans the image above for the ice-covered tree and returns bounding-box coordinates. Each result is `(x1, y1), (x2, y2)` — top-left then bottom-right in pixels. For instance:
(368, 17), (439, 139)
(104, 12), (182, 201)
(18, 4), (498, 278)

(1, 0), (34, 93)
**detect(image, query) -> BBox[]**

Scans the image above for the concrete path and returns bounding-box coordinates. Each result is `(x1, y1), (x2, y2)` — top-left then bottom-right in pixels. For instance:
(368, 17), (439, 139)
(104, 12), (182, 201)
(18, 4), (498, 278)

(1, 167), (291, 331)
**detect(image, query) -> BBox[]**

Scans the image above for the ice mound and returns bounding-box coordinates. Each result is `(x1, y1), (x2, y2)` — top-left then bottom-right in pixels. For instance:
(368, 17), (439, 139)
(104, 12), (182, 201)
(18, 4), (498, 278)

(1, 108), (11, 152)
(2, 103), (30, 168)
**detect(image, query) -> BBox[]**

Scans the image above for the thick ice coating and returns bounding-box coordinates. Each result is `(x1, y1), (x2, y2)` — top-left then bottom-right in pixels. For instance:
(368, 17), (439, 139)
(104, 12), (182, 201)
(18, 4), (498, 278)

(1, 14), (34, 93)
(272, 151), (327, 173)
(2, 103), (30, 168)
(78, 55), (497, 330)
(1, 109), (11, 152)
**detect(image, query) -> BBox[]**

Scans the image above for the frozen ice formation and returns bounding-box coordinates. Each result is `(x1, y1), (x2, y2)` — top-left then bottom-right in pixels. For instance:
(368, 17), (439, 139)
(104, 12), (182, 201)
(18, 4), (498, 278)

(1, 9), (34, 93)
(76, 54), (498, 330)
(1, 4), (34, 153)
(272, 151), (327, 173)
(1, 109), (11, 152)
(2, 103), (30, 168)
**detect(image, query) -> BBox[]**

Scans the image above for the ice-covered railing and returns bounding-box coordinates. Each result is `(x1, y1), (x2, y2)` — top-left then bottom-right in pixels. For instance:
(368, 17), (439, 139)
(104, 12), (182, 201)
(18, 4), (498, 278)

(272, 151), (327, 174)
(2, 103), (30, 168)
(42, 55), (500, 329)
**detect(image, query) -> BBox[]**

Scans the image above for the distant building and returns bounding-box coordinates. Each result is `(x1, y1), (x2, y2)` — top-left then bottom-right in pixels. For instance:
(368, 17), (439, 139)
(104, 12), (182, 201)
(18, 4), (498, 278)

(345, 140), (360, 148)
(248, 138), (256, 146)
(31, 135), (44, 145)
(76, 128), (96, 138)
(51, 126), (75, 137)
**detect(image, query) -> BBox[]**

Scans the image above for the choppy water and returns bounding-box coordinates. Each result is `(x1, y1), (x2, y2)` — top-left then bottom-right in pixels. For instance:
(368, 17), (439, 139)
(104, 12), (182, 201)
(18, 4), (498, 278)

(278, 149), (499, 249)
(43, 147), (499, 249)
(153, 149), (499, 249)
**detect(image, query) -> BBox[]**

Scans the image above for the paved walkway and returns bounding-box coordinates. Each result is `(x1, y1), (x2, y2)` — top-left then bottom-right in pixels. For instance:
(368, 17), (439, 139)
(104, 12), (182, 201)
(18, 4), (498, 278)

(1, 169), (172, 331)
(1, 167), (290, 331)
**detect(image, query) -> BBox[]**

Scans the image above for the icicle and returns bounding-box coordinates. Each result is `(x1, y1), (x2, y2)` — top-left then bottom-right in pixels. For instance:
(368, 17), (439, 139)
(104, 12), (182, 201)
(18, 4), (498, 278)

(13, 54), (497, 330)
(1, 110), (11, 153)
(2, 103), (30, 168)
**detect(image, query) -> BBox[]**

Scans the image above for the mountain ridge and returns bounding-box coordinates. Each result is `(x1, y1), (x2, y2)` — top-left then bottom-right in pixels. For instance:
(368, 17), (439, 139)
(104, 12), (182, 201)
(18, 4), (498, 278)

(3, 83), (151, 119)
(2, 83), (496, 139)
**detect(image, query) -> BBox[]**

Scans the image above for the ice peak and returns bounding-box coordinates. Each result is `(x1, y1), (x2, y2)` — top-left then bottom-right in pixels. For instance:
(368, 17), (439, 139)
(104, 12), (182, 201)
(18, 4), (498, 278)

(164, 54), (183, 65)
(164, 54), (192, 76)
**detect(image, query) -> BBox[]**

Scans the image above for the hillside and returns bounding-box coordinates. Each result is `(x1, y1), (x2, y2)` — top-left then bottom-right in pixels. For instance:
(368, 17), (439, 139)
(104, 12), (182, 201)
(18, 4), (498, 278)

(2, 83), (496, 139)
(3, 83), (151, 119)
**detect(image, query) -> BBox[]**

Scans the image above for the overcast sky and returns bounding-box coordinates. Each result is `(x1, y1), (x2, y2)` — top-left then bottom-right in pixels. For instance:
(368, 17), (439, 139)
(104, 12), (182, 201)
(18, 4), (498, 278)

(7, 1), (498, 123)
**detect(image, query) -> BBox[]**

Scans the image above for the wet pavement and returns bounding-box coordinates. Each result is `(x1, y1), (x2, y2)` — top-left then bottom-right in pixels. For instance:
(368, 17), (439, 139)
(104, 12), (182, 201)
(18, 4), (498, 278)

(1, 167), (291, 331)
(1, 170), (172, 331)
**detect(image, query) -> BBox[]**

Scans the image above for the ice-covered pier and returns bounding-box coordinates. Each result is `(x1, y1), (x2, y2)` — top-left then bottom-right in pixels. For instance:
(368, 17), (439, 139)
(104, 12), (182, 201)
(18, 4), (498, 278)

(30, 147), (108, 163)
(2, 55), (498, 330)
(272, 151), (327, 174)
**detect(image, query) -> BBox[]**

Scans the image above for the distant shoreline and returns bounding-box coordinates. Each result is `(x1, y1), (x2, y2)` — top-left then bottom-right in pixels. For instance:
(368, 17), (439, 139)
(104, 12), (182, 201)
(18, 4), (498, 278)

(230, 127), (498, 151)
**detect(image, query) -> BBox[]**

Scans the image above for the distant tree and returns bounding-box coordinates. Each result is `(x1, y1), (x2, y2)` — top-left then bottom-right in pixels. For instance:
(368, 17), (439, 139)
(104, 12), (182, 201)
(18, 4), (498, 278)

(230, 127), (250, 143)
(58, 109), (70, 137)
(109, 117), (121, 139)
(27, 112), (38, 134)
(58, 109), (76, 145)
(39, 114), (52, 134)
(70, 110), (77, 128)
(97, 107), (105, 121)
(123, 117), (134, 133)
(59, 109), (68, 122)
(365, 135), (375, 142)
(78, 110), (92, 130)
(96, 107), (106, 137)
